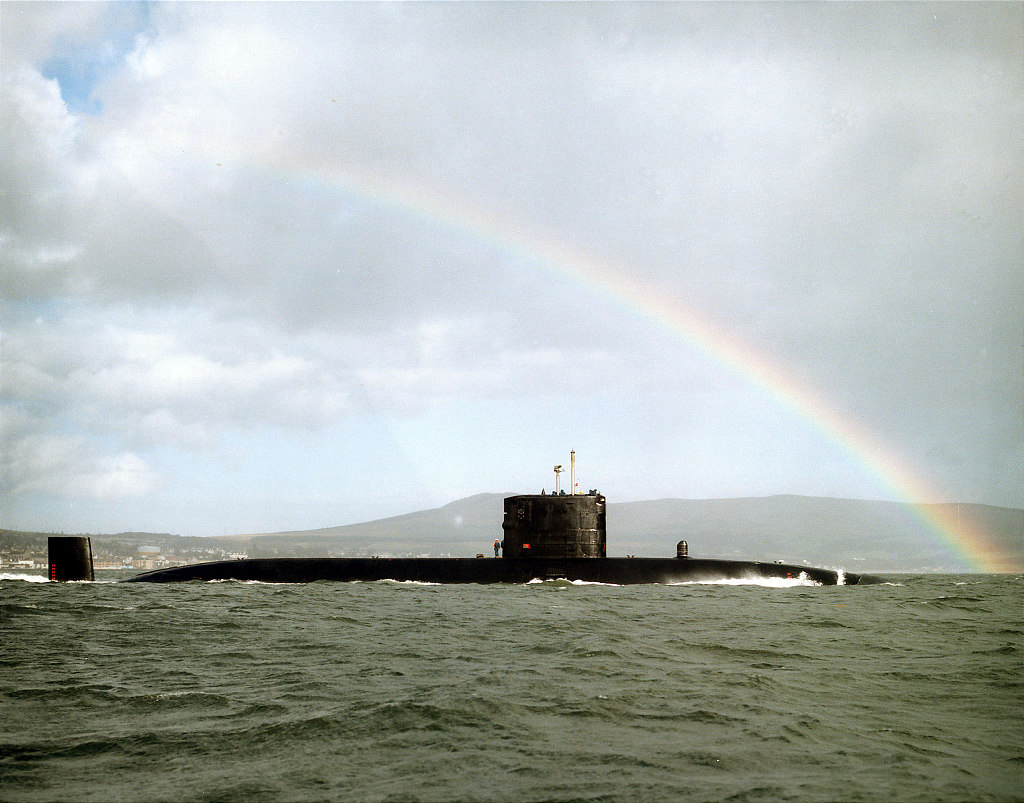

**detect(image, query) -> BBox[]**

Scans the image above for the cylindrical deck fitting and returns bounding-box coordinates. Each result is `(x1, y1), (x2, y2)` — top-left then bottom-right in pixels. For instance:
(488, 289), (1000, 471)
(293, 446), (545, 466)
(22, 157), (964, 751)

(48, 536), (95, 581)
(501, 493), (606, 558)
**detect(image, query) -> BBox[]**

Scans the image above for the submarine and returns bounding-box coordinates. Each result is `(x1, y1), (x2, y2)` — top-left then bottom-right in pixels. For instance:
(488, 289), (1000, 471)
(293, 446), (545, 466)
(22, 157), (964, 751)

(48, 477), (883, 585)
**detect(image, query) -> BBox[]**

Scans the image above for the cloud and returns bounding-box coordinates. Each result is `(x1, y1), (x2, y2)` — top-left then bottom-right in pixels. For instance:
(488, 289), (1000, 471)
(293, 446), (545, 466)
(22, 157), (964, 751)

(1, 2), (1021, 535)
(4, 431), (156, 500)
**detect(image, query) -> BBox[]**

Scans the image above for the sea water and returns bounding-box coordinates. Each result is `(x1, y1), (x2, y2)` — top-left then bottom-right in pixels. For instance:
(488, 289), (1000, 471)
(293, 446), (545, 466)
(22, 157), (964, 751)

(1, 573), (1021, 802)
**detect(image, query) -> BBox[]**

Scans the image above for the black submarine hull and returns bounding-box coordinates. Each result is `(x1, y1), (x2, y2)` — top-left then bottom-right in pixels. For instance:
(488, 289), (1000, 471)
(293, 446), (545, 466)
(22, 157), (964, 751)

(123, 557), (881, 585)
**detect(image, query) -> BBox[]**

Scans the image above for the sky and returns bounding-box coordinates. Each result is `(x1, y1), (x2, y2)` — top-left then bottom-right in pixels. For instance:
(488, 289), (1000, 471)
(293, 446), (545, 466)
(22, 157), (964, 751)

(2, 2), (1022, 539)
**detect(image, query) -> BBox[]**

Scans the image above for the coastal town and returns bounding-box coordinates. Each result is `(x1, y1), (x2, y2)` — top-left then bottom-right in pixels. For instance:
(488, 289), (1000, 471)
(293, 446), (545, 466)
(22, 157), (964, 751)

(0, 532), (247, 573)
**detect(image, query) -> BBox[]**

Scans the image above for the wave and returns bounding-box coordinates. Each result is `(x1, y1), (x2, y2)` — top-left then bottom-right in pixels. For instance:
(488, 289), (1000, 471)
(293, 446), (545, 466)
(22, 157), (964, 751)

(0, 573), (50, 583)
(669, 573), (823, 588)
(0, 574), (123, 584)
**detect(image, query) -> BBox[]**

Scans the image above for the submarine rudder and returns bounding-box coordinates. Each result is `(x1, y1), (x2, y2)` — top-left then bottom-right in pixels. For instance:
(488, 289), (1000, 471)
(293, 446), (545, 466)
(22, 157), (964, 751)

(47, 536), (95, 581)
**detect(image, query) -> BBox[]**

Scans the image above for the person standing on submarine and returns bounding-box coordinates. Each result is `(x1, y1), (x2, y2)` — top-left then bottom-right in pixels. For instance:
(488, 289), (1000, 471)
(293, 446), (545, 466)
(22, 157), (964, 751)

(493, 539), (502, 557)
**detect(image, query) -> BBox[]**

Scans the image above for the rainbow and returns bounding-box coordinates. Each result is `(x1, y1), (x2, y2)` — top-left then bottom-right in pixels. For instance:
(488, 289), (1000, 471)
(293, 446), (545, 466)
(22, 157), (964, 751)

(271, 161), (1014, 572)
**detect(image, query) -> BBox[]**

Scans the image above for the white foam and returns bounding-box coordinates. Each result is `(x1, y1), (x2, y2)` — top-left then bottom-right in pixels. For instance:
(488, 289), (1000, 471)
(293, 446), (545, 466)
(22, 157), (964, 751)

(0, 573), (118, 584)
(670, 572), (823, 588)
(0, 573), (50, 583)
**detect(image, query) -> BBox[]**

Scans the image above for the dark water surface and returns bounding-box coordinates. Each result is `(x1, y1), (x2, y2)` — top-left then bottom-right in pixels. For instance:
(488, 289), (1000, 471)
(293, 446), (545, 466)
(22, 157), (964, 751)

(2, 573), (1021, 802)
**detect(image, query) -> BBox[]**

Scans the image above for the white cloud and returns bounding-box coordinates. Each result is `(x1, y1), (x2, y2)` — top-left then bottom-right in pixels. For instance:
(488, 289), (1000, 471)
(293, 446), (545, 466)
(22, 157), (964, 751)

(1, 2), (1020, 535)
(3, 433), (155, 500)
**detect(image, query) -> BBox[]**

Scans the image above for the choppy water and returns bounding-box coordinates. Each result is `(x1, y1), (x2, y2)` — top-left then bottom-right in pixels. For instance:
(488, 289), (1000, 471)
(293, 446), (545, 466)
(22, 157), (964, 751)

(2, 572), (1021, 802)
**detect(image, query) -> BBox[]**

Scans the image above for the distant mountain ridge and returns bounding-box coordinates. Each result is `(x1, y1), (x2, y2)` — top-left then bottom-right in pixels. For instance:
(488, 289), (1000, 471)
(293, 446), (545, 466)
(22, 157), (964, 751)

(607, 495), (1022, 572)
(4, 494), (1020, 572)
(228, 492), (509, 558)
(228, 493), (1022, 572)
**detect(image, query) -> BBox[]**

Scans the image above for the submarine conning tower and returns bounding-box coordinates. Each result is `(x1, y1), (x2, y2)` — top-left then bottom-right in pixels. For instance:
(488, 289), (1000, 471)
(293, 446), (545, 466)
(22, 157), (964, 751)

(502, 492), (606, 558)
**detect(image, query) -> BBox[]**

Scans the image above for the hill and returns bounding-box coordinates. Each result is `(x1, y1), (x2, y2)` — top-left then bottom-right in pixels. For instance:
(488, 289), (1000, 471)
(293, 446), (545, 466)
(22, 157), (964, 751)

(4, 495), (1020, 572)
(227, 492), (509, 557)
(607, 496), (1022, 572)
(226, 493), (1021, 572)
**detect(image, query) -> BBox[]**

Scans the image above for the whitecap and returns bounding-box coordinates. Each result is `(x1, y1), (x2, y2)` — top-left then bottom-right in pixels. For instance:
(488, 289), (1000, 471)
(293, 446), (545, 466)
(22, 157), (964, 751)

(0, 573), (50, 583)
(669, 573), (822, 588)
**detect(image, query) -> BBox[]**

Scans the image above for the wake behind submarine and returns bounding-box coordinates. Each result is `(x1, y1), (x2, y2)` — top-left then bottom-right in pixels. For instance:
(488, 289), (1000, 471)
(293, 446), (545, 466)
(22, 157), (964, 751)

(50, 461), (883, 585)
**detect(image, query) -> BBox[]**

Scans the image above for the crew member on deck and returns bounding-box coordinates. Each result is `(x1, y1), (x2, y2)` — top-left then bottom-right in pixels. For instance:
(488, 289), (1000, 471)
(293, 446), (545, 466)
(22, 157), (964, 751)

(494, 539), (501, 557)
